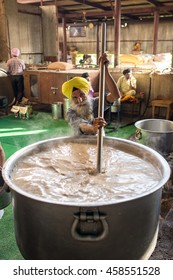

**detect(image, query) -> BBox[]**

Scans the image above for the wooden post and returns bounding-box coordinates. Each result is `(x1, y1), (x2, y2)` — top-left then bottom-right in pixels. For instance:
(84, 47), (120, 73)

(55, 0), (60, 61)
(62, 16), (67, 62)
(153, 10), (159, 55)
(96, 23), (100, 65)
(114, 0), (121, 67)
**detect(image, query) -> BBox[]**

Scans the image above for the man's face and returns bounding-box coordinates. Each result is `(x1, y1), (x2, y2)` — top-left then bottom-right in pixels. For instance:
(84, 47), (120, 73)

(85, 76), (90, 82)
(72, 89), (87, 105)
(125, 72), (132, 80)
(71, 89), (92, 119)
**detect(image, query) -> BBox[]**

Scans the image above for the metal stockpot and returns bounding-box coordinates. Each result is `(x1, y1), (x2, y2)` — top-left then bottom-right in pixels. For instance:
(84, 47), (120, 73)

(51, 102), (63, 119)
(135, 119), (173, 156)
(2, 136), (170, 260)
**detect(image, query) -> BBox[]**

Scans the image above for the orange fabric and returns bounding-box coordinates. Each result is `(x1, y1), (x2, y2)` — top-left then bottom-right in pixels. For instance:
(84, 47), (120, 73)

(121, 95), (135, 102)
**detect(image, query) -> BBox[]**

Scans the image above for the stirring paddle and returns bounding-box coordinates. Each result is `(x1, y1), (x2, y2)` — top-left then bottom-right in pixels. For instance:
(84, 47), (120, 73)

(96, 22), (106, 173)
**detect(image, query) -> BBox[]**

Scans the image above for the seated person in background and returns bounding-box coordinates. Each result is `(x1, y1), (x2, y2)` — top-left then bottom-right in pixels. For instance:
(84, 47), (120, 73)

(83, 54), (92, 64)
(117, 68), (137, 102)
(81, 72), (99, 97)
(62, 53), (120, 136)
(133, 41), (141, 52)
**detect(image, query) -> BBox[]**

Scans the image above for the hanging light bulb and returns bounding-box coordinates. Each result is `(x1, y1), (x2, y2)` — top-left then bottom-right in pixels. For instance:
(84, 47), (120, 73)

(89, 22), (94, 29)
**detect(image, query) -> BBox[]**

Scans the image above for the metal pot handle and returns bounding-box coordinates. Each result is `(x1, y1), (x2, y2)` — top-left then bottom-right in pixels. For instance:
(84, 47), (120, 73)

(0, 183), (11, 210)
(135, 128), (142, 140)
(71, 210), (109, 242)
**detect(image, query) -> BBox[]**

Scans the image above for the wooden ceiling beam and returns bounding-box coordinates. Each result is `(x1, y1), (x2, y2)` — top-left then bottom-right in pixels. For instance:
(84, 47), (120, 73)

(72, 0), (110, 11)
(64, 5), (173, 18)
(146, 0), (163, 7)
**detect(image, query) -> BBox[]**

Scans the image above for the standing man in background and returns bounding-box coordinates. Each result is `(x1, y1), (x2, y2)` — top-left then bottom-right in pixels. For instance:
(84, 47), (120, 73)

(7, 48), (25, 105)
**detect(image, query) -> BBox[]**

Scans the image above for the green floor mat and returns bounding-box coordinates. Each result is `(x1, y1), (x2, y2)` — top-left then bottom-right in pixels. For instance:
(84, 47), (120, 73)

(0, 205), (23, 260)
(106, 124), (136, 139)
(0, 112), (71, 156)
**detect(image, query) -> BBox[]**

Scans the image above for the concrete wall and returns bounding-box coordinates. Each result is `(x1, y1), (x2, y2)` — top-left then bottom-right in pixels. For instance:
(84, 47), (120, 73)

(0, 2), (173, 65)
(18, 11), (42, 64)
(0, 0), (42, 64)
(66, 21), (173, 56)
(0, 3), (57, 64)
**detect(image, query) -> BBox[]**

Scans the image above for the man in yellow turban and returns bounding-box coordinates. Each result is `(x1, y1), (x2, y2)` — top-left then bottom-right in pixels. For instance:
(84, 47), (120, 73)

(62, 77), (90, 100)
(62, 53), (120, 135)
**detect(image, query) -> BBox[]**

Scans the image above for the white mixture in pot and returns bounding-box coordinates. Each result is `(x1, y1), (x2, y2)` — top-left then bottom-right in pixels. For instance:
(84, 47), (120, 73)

(11, 142), (161, 203)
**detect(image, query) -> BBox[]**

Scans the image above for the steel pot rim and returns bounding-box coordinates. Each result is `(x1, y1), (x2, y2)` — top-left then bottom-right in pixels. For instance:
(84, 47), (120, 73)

(2, 136), (171, 207)
(135, 118), (173, 134)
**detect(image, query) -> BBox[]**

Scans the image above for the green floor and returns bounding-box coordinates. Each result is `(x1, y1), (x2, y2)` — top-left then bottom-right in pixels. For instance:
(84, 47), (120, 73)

(0, 111), (136, 260)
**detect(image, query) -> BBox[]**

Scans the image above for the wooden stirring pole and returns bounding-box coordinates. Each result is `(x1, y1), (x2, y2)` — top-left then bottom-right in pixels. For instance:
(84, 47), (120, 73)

(96, 22), (106, 173)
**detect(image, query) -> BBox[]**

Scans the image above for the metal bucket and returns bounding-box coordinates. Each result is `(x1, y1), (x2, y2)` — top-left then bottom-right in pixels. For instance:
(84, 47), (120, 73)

(135, 119), (173, 156)
(51, 102), (63, 120)
(63, 98), (71, 120)
(111, 98), (121, 113)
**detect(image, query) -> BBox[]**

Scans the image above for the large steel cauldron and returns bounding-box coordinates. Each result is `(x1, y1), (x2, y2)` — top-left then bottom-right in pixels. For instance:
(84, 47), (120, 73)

(0, 69), (15, 106)
(135, 119), (173, 156)
(2, 136), (170, 260)
(0, 145), (11, 209)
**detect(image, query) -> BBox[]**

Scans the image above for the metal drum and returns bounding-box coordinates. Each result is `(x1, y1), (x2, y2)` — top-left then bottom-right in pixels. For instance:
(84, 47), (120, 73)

(51, 102), (63, 120)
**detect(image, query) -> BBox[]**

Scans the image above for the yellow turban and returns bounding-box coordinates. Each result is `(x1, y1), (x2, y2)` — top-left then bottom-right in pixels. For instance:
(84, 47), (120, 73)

(62, 77), (90, 99)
